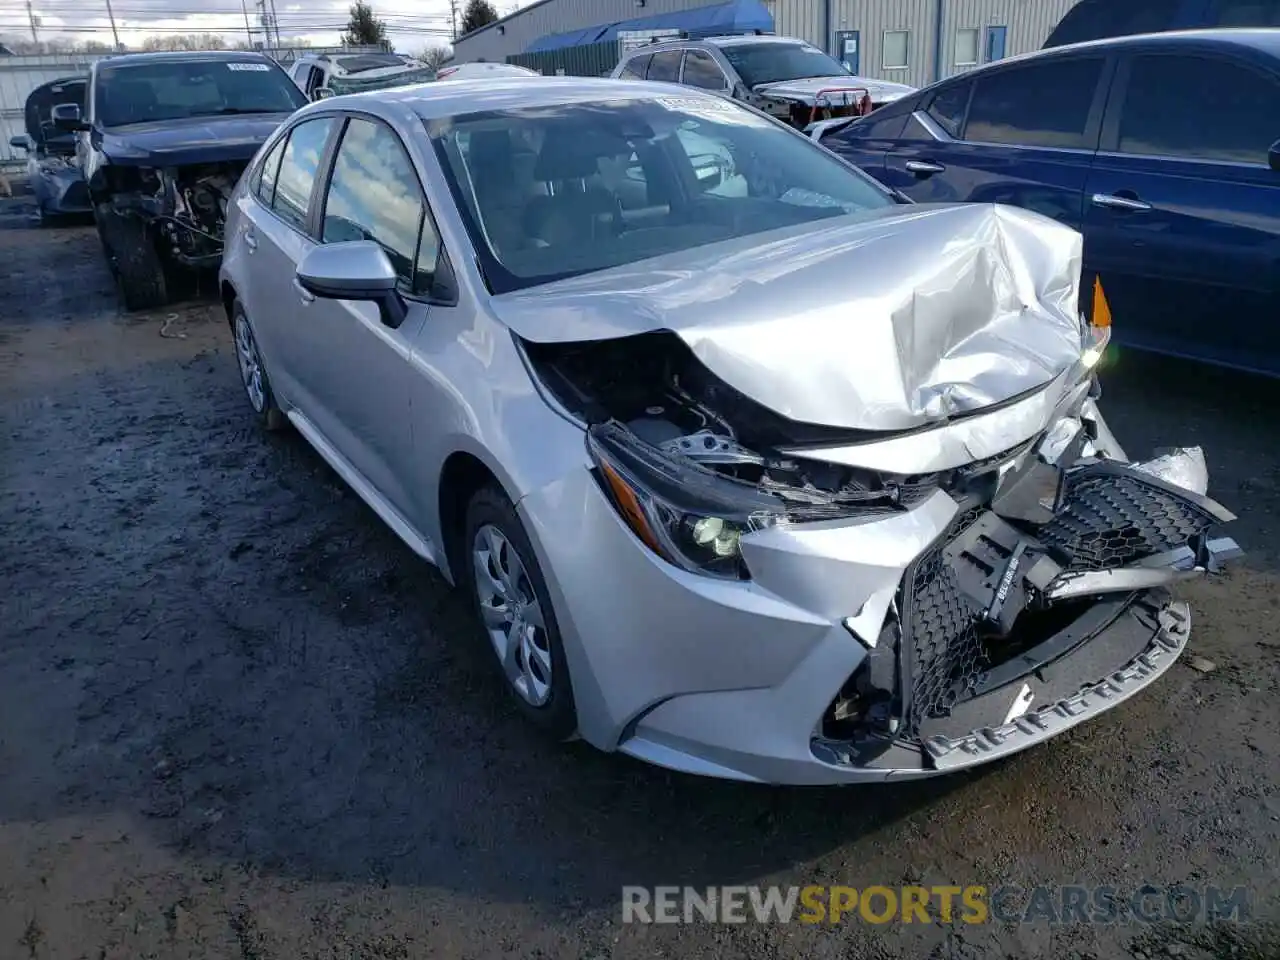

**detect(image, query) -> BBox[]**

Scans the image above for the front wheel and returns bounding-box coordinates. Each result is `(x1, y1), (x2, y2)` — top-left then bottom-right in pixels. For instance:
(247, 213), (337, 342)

(464, 485), (577, 739)
(97, 204), (169, 311)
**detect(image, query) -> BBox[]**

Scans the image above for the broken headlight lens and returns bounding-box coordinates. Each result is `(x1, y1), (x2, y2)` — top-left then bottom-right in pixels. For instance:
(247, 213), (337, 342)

(587, 421), (782, 579)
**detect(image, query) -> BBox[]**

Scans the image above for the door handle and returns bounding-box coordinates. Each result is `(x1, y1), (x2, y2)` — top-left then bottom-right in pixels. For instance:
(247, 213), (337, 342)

(905, 159), (946, 176)
(243, 230), (258, 252)
(1091, 193), (1152, 213)
(292, 278), (315, 303)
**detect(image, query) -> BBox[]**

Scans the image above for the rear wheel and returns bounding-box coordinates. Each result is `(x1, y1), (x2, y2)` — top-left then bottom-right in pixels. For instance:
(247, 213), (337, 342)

(96, 204), (169, 311)
(231, 300), (287, 432)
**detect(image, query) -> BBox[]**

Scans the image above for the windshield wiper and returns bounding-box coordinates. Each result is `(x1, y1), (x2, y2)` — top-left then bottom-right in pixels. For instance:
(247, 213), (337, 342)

(209, 107), (287, 116)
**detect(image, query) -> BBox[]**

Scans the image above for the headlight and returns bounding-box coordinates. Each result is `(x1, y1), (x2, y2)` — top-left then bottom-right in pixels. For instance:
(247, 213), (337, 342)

(586, 421), (783, 580)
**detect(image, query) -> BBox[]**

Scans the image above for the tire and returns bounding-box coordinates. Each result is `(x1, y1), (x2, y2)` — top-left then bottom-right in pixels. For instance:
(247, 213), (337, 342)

(230, 300), (287, 432)
(464, 485), (577, 740)
(97, 204), (169, 311)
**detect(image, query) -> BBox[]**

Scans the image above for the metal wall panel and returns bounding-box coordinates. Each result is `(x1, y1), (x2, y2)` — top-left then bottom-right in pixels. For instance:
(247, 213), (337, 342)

(832, 0), (935, 87)
(453, 0), (717, 63)
(769, 0), (824, 48)
(938, 0), (1076, 79)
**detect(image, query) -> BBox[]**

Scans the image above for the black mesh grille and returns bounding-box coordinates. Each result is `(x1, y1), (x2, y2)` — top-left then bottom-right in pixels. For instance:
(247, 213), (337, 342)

(902, 507), (988, 732)
(1039, 470), (1221, 571)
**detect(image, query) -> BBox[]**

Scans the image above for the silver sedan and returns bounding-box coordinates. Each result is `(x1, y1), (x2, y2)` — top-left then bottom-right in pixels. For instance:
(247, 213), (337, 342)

(218, 77), (1240, 785)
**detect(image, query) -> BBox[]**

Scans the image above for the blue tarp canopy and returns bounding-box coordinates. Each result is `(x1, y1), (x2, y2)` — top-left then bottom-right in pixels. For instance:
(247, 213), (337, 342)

(525, 0), (774, 54)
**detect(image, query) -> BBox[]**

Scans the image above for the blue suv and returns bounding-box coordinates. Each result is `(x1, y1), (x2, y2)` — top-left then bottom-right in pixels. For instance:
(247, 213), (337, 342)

(821, 30), (1280, 377)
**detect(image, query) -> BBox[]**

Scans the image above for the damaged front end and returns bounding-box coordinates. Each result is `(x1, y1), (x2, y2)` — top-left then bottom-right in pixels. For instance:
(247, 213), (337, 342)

(95, 161), (245, 267)
(515, 205), (1241, 777)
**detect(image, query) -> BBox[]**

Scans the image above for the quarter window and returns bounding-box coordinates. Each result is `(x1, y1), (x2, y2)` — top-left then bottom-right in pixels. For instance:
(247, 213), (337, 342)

(926, 81), (971, 137)
(1117, 54), (1280, 164)
(647, 50), (681, 82)
(321, 116), (439, 293)
(270, 116), (335, 229)
(883, 31), (909, 70)
(253, 134), (286, 205)
(682, 50), (726, 90)
(619, 53), (651, 80)
(965, 57), (1103, 149)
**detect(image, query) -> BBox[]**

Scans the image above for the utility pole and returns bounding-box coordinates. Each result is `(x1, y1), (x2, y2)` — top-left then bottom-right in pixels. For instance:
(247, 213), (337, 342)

(104, 0), (121, 50)
(240, 0), (254, 48)
(449, 0), (459, 40)
(26, 0), (38, 43)
(267, 0), (281, 48)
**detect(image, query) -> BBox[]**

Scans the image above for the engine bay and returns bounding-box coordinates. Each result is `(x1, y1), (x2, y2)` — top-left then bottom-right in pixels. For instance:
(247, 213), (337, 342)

(525, 330), (1026, 520)
(162, 162), (246, 265)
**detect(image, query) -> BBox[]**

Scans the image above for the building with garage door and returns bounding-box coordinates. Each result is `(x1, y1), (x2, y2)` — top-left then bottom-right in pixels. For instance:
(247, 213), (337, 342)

(451, 0), (1082, 86)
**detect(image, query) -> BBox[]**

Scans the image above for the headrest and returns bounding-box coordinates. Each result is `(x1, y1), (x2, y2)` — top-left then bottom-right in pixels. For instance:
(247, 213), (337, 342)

(533, 129), (629, 181)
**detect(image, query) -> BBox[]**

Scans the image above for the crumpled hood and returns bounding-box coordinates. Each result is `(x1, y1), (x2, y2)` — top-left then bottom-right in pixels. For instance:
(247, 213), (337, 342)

(492, 203), (1086, 432)
(100, 112), (292, 167)
(754, 75), (916, 105)
(24, 76), (86, 154)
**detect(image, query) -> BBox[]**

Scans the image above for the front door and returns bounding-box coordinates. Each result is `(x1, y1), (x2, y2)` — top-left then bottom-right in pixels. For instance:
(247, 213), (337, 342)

(300, 114), (442, 519)
(882, 54), (1110, 235)
(1083, 49), (1280, 373)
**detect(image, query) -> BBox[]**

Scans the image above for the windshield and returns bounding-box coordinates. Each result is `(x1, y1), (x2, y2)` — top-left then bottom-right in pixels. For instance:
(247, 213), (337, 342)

(719, 42), (852, 87)
(95, 58), (307, 127)
(429, 95), (894, 294)
(328, 66), (437, 95)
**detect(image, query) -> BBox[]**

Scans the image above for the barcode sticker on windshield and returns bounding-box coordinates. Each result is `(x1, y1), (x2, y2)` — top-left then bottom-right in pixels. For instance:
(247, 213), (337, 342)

(656, 96), (733, 112)
(227, 62), (271, 71)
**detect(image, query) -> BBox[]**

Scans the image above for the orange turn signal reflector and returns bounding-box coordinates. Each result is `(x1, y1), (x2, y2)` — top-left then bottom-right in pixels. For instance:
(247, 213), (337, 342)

(599, 460), (662, 554)
(1092, 276), (1112, 329)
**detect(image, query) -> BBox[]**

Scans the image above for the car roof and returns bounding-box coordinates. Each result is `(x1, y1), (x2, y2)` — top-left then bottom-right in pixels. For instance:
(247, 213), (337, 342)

(959, 27), (1280, 74)
(308, 75), (726, 121)
(626, 33), (806, 55)
(96, 50), (277, 68)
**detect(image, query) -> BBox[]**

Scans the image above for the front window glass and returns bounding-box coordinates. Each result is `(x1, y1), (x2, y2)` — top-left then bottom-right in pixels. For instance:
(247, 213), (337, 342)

(718, 42), (851, 87)
(429, 95), (894, 294)
(322, 117), (437, 293)
(94, 58), (307, 127)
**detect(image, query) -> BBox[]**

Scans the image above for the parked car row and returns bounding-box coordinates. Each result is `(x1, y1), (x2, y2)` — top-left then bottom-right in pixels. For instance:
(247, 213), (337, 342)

(816, 28), (1280, 378)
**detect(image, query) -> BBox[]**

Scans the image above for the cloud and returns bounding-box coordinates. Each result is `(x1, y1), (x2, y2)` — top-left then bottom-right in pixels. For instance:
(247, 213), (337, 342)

(2, 0), (529, 52)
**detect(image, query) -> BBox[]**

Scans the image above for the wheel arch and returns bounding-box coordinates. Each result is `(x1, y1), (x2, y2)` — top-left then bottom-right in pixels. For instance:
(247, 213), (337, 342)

(437, 448), (521, 587)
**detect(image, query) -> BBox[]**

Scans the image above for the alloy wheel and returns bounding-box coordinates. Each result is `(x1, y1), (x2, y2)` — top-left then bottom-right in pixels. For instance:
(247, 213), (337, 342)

(471, 522), (553, 707)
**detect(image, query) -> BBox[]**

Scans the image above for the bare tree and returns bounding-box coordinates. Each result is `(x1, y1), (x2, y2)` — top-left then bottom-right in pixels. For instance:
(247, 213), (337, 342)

(413, 46), (452, 71)
(140, 33), (228, 52)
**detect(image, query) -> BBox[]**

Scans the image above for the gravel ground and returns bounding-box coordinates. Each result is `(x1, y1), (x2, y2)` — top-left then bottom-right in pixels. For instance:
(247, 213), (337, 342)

(1, 197), (1278, 960)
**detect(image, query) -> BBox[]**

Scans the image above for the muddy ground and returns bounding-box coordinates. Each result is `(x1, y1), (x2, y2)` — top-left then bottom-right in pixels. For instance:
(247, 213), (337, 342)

(1, 194), (1278, 960)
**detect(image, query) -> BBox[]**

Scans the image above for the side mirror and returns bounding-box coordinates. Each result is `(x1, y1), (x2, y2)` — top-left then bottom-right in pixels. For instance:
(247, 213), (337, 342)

(51, 103), (85, 131)
(9, 134), (31, 151)
(296, 241), (407, 328)
(312, 86), (335, 101)
(1270, 138), (1280, 172)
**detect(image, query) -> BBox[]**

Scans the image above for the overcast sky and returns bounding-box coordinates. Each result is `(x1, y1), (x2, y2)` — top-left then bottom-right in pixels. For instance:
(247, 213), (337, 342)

(0, 0), (535, 53)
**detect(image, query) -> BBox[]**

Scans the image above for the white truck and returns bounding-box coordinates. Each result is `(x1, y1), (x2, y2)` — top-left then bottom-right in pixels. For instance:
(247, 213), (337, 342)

(288, 52), (437, 100)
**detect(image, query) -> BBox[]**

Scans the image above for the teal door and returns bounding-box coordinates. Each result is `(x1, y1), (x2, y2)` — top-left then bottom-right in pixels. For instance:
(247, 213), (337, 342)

(835, 30), (860, 73)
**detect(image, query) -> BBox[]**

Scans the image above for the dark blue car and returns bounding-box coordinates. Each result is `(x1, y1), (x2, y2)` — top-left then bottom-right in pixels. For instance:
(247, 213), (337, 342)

(820, 29), (1280, 377)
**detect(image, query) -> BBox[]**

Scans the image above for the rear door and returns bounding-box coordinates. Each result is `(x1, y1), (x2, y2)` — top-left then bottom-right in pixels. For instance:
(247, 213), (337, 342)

(879, 53), (1113, 233)
(238, 115), (339, 406)
(1082, 46), (1280, 373)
